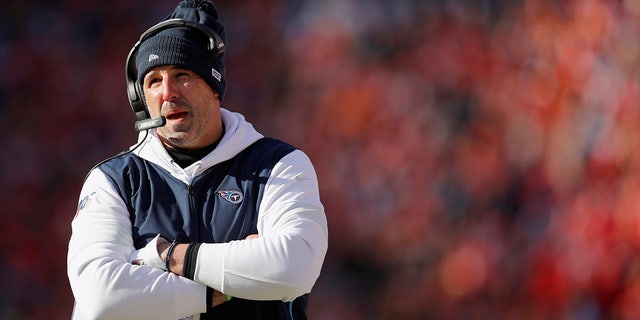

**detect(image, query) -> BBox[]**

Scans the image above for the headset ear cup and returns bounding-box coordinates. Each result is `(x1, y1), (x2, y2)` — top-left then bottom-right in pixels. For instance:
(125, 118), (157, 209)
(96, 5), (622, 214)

(134, 81), (149, 120)
(126, 41), (150, 122)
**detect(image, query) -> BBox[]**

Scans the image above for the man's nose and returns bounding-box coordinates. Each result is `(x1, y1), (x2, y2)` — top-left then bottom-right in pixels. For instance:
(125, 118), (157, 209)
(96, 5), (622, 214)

(162, 79), (179, 101)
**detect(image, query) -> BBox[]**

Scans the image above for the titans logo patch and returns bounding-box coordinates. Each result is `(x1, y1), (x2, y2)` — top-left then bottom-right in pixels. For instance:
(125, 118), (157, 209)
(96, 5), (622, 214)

(78, 191), (97, 211)
(75, 191), (97, 217)
(218, 190), (243, 204)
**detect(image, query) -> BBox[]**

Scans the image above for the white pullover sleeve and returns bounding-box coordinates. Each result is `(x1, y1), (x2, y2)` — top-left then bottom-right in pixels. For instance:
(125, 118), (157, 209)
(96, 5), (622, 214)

(193, 150), (329, 301)
(67, 169), (207, 320)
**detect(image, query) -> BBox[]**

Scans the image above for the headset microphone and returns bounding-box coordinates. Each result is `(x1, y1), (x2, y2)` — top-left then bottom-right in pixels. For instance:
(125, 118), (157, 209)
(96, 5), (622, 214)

(134, 116), (167, 132)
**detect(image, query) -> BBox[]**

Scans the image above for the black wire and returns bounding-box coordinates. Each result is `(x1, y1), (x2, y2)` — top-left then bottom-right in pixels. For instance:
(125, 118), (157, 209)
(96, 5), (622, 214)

(81, 129), (150, 184)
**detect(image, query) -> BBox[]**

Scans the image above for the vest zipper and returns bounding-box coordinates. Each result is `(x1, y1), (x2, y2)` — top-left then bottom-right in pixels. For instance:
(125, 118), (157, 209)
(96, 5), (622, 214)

(188, 163), (203, 241)
(187, 184), (200, 241)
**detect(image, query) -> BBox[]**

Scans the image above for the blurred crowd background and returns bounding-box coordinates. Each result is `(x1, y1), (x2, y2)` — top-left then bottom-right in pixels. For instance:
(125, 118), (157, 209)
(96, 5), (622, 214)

(3, 0), (640, 319)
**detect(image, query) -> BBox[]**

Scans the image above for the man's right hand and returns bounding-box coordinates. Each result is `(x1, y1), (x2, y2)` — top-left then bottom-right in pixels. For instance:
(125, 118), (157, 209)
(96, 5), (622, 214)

(212, 290), (229, 307)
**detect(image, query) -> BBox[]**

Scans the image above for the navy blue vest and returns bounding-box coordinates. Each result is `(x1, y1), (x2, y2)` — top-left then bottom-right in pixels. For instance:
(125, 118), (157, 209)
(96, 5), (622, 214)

(99, 137), (308, 320)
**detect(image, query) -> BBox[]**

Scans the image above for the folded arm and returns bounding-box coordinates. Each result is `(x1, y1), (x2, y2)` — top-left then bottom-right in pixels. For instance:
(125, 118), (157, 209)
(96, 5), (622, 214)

(67, 169), (208, 320)
(161, 150), (329, 301)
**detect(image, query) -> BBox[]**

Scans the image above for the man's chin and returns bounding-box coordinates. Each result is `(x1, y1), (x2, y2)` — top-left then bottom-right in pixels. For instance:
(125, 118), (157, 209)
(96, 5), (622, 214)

(158, 131), (195, 149)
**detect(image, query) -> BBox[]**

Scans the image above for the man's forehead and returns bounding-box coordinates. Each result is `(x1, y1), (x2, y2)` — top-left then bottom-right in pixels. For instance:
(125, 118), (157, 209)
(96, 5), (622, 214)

(144, 65), (195, 77)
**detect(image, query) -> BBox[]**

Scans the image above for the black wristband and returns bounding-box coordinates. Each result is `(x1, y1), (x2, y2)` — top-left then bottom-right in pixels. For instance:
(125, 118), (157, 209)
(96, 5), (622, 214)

(182, 242), (202, 280)
(165, 240), (178, 272)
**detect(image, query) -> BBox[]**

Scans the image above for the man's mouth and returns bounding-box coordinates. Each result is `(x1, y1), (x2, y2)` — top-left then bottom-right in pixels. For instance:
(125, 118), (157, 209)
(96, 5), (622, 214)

(165, 111), (188, 120)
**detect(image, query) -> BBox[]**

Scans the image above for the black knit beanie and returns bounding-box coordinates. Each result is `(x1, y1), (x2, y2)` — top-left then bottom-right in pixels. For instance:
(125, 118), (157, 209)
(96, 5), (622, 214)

(135, 0), (227, 101)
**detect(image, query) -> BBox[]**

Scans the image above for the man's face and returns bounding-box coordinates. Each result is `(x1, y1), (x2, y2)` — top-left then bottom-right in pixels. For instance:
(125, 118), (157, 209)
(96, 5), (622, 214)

(143, 65), (222, 150)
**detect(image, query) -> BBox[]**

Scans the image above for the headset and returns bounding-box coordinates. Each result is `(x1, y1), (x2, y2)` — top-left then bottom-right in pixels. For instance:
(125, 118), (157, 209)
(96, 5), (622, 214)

(125, 18), (225, 131)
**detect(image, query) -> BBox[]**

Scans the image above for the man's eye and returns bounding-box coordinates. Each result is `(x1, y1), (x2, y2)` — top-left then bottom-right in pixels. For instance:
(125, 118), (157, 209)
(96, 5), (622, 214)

(176, 72), (192, 79)
(147, 78), (162, 86)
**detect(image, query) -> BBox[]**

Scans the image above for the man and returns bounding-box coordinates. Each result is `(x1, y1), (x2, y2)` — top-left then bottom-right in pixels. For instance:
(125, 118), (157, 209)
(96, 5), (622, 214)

(67, 0), (328, 319)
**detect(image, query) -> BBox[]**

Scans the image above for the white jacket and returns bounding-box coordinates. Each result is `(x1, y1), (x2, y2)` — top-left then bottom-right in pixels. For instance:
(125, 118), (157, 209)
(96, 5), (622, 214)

(67, 109), (328, 320)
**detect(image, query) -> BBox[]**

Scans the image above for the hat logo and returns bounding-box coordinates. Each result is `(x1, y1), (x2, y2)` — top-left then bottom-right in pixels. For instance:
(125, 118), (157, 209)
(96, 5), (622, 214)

(211, 68), (221, 81)
(148, 54), (159, 62)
